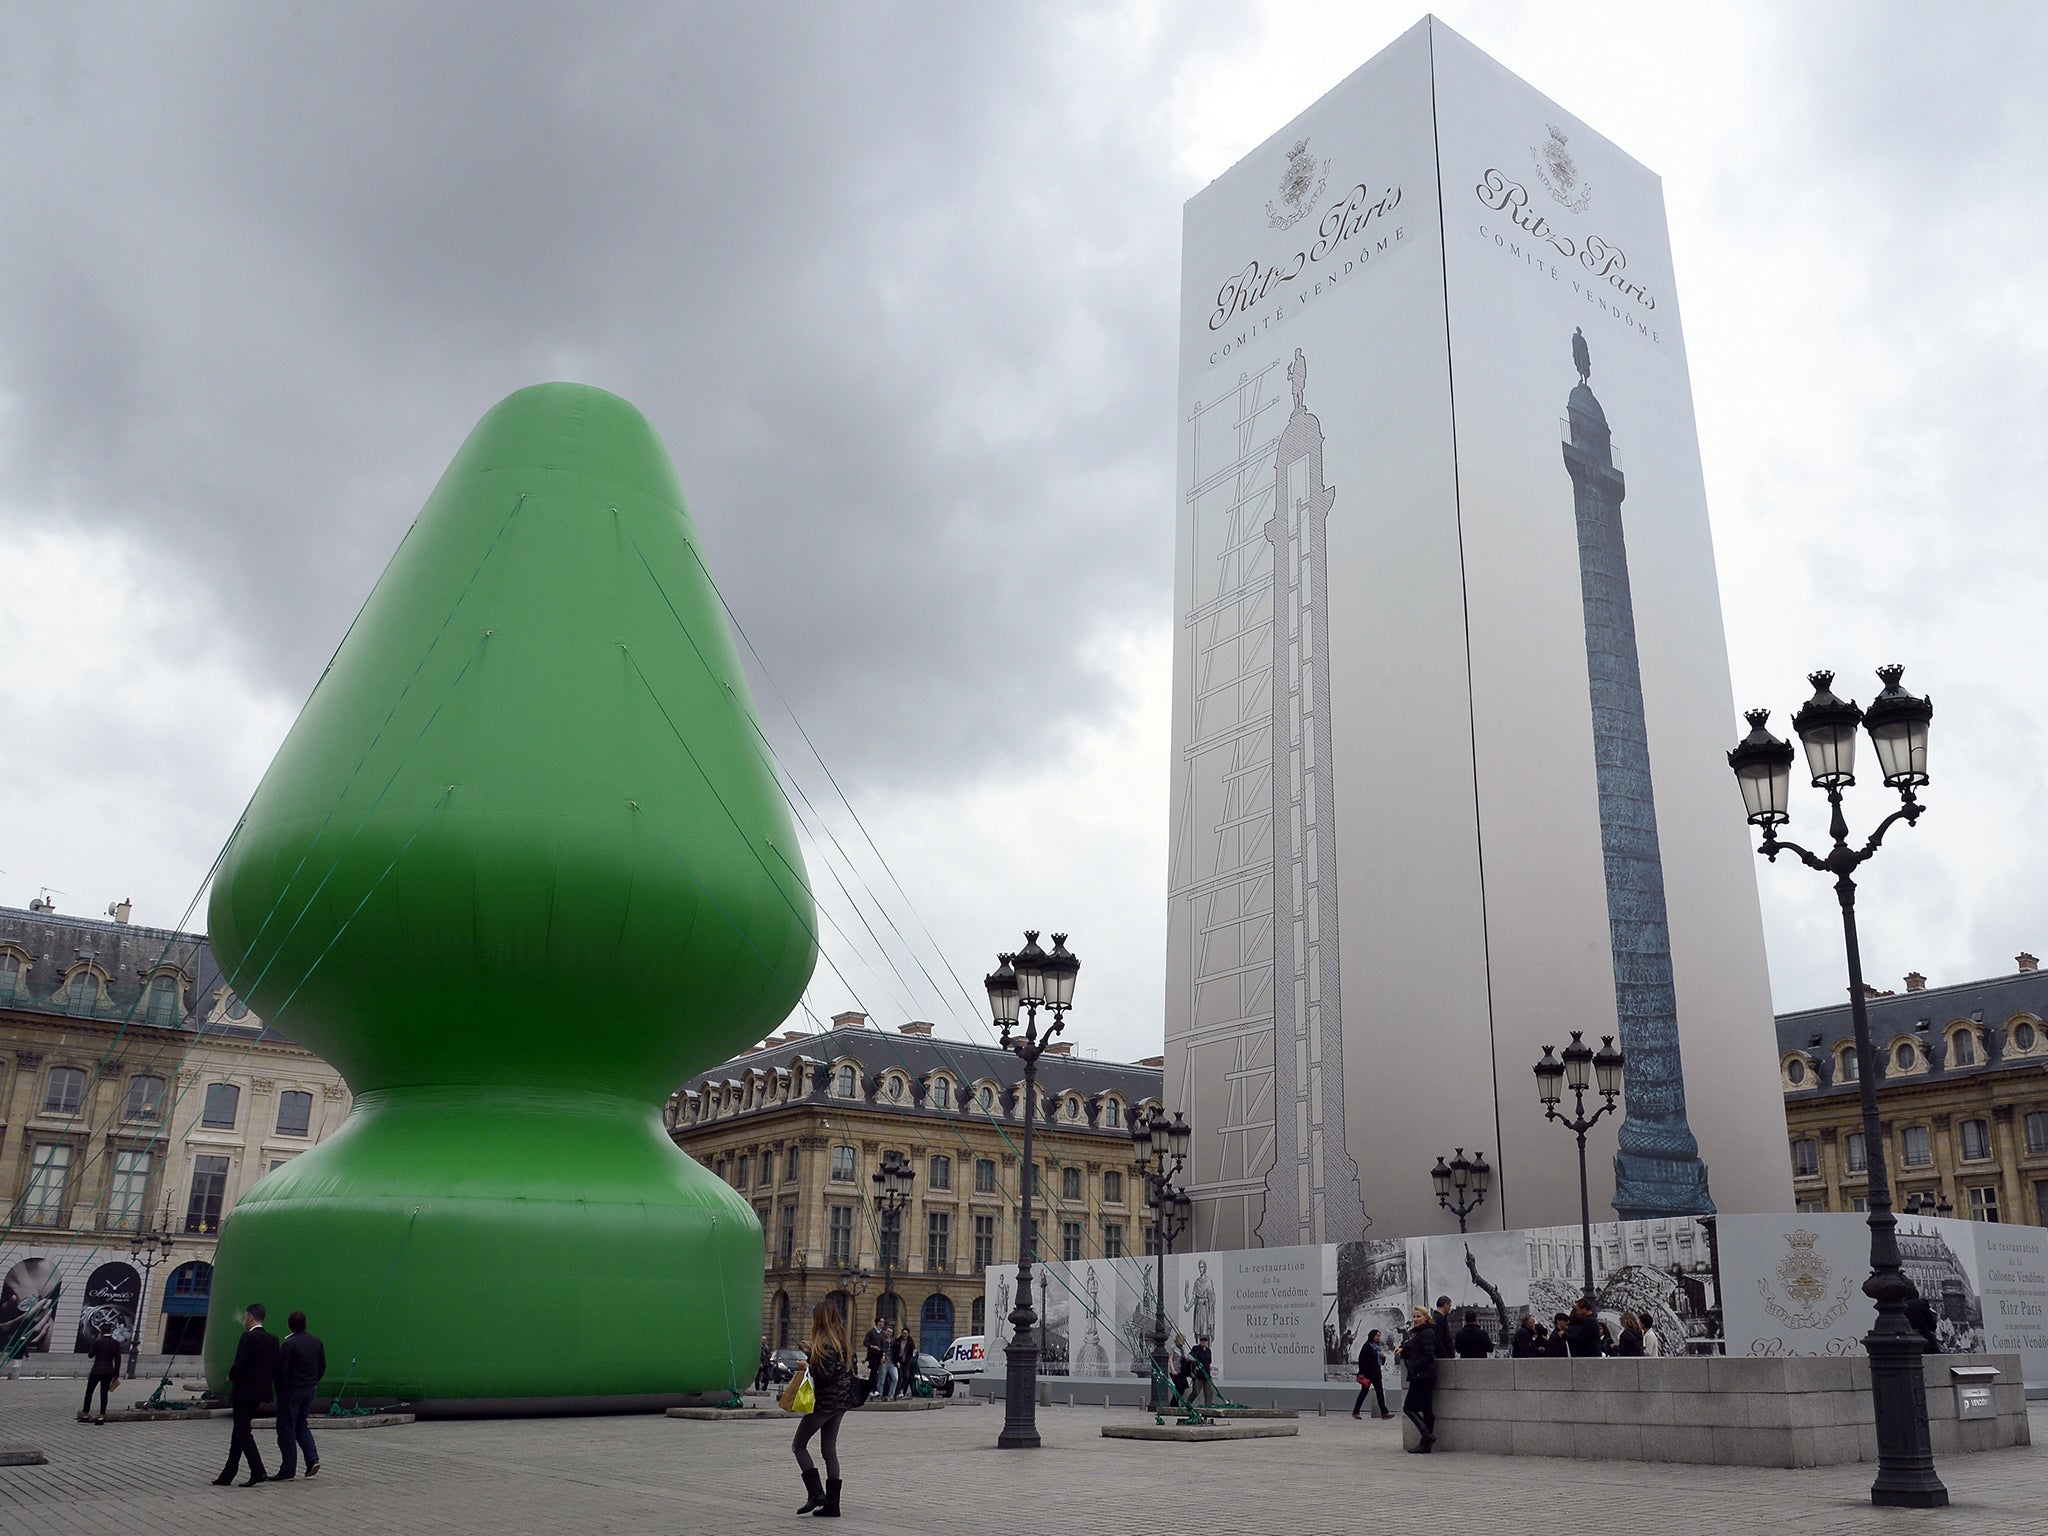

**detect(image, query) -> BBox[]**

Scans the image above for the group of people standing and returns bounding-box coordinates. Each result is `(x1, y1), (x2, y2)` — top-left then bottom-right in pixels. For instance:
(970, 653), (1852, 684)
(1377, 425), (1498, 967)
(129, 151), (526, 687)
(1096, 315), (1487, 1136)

(862, 1318), (922, 1400)
(1356, 1293), (1668, 1455)
(1508, 1297), (1662, 1358)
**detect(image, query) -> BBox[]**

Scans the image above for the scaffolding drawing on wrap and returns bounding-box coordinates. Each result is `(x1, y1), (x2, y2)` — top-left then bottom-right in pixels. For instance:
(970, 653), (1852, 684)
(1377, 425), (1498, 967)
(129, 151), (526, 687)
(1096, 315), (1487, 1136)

(1169, 348), (1370, 1251)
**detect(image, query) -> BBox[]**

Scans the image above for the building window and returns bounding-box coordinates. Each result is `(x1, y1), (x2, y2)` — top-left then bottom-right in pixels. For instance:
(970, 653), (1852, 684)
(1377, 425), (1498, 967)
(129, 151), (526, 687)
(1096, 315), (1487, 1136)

(0, 952), (21, 996)
(778, 1204), (797, 1266)
(1785, 1056), (1807, 1086)
(735, 1154), (751, 1189)
(275, 1090), (313, 1137)
(973, 1213), (996, 1268)
(785, 1147), (800, 1182)
(929, 1154), (952, 1191)
(201, 1082), (240, 1130)
(1061, 1167), (1083, 1201)
(886, 1074), (906, 1102)
(144, 974), (182, 1024)
(975, 1158), (997, 1194)
(1061, 1220), (1083, 1261)
(1960, 1119), (1991, 1162)
(1846, 1132), (1868, 1173)
(1838, 1050), (1859, 1083)
(108, 1149), (151, 1230)
(66, 968), (101, 1009)
(2015, 1021), (2039, 1052)
(972, 1296), (986, 1333)
(1105, 1099), (1121, 1128)
(269, 1158), (292, 1174)
(1969, 1185), (2000, 1223)
(1796, 1200), (1825, 1214)
(1144, 1223), (1160, 1256)
(1065, 1097), (1081, 1121)
(879, 1209), (902, 1269)
(2026, 1112), (2048, 1156)
(1951, 1031), (1977, 1067)
(1791, 1139), (1819, 1177)
(1030, 1165), (1042, 1197)
(125, 1075), (165, 1123)
(1103, 1222), (1125, 1258)
(1850, 1195), (1869, 1213)
(927, 1211), (950, 1271)
(831, 1145), (856, 1182)
(43, 1066), (87, 1116)
(932, 1078), (950, 1110)
(1103, 1170), (1123, 1205)
(1902, 1126), (1933, 1167)
(978, 1085), (995, 1112)
(835, 1064), (858, 1097)
(827, 1205), (854, 1267)
(19, 1143), (72, 1224)
(185, 1154), (230, 1233)
(222, 992), (249, 1021)
(2035, 1180), (2048, 1225)
(1893, 1042), (1916, 1072)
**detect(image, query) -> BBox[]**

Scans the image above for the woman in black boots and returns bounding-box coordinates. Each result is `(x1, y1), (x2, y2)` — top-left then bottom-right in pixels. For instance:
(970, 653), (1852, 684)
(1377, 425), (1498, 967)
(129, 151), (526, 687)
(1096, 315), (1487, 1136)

(793, 1301), (852, 1517)
(1398, 1305), (1439, 1453)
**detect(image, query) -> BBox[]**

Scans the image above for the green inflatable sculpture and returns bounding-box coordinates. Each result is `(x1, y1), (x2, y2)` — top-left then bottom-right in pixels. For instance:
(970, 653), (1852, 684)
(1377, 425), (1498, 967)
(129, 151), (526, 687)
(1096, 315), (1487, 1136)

(202, 383), (816, 1409)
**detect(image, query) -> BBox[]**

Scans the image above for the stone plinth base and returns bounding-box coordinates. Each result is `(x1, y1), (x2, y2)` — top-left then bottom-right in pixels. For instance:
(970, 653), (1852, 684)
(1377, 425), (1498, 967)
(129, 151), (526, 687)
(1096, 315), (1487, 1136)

(0, 1445), (47, 1465)
(1103, 1420), (1300, 1442)
(668, 1406), (793, 1420)
(1405, 1354), (2029, 1465)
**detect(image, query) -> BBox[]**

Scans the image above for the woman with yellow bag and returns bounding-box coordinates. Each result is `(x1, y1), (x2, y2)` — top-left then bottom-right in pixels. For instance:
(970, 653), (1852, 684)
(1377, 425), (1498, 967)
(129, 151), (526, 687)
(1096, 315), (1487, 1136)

(790, 1300), (853, 1517)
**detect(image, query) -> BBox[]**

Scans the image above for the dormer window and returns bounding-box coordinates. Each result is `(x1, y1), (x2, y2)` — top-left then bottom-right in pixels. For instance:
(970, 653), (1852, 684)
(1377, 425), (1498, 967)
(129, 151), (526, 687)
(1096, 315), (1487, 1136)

(835, 1064), (857, 1098)
(932, 1078), (951, 1110)
(1838, 1049), (1859, 1083)
(1105, 1098), (1121, 1128)
(1065, 1096), (1081, 1121)
(887, 1074), (906, 1102)
(1783, 1056), (1808, 1088)
(0, 951), (24, 998)
(2013, 1020), (2040, 1054)
(144, 974), (183, 1025)
(65, 968), (103, 1010)
(978, 1085), (995, 1112)
(1949, 1029), (1977, 1067)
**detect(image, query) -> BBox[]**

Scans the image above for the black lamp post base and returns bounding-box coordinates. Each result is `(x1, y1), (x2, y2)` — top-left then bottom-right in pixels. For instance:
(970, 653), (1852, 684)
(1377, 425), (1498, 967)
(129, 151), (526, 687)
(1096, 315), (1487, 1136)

(999, 1336), (1041, 1448)
(1866, 1327), (1947, 1508)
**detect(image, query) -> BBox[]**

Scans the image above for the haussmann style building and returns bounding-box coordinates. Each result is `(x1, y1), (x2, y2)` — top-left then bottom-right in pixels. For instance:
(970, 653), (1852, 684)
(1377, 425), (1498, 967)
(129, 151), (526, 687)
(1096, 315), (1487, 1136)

(669, 1011), (1162, 1356)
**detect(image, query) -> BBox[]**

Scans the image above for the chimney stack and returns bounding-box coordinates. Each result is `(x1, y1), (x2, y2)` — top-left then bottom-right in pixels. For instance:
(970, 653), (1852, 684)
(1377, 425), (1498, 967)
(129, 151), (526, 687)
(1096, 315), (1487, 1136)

(830, 1011), (869, 1030)
(2020, 952), (2040, 974)
(1043, 1041), (1072, 1056)
(897, 1021), (934, 1037)
(107, 899), (133, 924)
(1905, 972), (1927, 993)
(1137, 1055), (1166, 1069)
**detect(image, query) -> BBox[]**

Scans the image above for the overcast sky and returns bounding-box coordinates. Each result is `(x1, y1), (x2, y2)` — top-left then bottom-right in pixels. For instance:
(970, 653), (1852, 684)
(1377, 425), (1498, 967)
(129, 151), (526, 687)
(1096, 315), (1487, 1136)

(3, 2), (2043, 1067)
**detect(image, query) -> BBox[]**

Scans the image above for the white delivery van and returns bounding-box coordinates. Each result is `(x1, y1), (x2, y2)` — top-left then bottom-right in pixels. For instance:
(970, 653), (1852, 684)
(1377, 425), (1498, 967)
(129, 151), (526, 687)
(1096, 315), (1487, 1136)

(943, 1335), (987, 1386)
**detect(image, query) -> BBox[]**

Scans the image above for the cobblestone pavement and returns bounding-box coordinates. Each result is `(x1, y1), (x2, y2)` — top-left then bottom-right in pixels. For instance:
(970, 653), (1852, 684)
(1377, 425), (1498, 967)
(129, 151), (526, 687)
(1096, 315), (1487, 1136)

(3, 1378), (2044, 1535)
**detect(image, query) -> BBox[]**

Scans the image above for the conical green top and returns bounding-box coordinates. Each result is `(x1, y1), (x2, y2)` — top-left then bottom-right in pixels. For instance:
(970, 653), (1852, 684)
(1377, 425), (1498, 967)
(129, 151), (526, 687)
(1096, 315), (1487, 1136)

(209, 383), (816, 1100)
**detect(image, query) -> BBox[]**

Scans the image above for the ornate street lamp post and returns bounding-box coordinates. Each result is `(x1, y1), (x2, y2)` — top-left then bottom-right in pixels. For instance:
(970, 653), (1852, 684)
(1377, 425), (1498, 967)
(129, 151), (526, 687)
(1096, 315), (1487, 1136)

(1534, 1032), (1623, 1300)
(1727, 665), (1945, 1509)
(127, 1198), (178, 1377)
(985, 929), (1079, 1450)
(1130, 1107), (1194, 1412)
(870, 1149), (915, 1330)
(1430, 1148), (1492, 1234)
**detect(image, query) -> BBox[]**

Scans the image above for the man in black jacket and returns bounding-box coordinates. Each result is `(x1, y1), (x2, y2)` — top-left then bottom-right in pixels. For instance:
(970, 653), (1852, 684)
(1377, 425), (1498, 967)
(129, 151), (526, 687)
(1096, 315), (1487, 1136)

(1189, 1335), (1218, 1408)
(1430, 1296), (1457, 1357)
(1564, 1298), (1605, 1358)
(274, 1310), (326, 1480)
(1452, 1310), (1492, 1359)
(213, 1302), (281, 1487)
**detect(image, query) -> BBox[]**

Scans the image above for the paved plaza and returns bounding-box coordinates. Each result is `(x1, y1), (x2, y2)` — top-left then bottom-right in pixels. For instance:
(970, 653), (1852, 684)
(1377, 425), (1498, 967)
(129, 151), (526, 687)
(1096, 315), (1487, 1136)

(3, 1377), (2047, 1535)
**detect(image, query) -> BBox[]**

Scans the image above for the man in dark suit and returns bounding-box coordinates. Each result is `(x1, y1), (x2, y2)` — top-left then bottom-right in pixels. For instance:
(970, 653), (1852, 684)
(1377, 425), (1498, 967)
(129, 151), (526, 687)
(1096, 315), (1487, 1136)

(213, 1302), (282, 1487)
(274, 1309), (327, 1480)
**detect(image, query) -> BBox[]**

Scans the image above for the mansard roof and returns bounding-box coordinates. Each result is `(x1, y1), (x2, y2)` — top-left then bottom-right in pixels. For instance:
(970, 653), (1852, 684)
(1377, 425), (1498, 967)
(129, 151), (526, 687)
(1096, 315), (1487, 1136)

(1775, 963), (2048, 1097)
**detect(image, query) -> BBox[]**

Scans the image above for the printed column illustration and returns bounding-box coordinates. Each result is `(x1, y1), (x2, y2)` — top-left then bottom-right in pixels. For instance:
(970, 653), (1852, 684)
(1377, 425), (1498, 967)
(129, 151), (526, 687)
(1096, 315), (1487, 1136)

(1559, 328), (1715, 1218)
(1257, 349), (1371, 1246)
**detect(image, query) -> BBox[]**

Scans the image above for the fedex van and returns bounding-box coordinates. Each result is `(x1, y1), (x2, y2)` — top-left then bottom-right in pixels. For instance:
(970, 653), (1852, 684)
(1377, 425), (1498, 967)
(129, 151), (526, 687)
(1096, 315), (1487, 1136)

(943, 1335), (986, 1387)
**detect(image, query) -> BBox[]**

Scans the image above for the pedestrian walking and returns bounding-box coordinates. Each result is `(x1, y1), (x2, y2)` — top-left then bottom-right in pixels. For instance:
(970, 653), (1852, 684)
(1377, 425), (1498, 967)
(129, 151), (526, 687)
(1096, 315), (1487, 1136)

(1545, 1313), (1572, 1356)
(755, 1335), (772, 1391)
(1190, 1335), (1218, 1408)
(1452, 1309), (1491, 1359)
(1510, 1315), (1547, 1358)
(273, 1310), (325, 1480)
(1640, 1318), (1663, 1357)
(82, 1322), (122, 1423)
(1169, 1331), (1193, 1403)
(212, 1302), (281, 1487)
(1351, 1328), (1391, 1419)
(893, 1327), (917, 1398)
(1398, 1306), (1439, 1454)
(792, 1300), (853, 1518)
(1615, 1311), (1646, 1358)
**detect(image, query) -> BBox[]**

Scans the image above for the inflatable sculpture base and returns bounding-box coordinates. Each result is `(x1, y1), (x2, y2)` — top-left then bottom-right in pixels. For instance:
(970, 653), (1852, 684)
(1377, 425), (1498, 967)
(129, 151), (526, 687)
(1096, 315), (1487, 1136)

(202, 384), (816, 1409)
